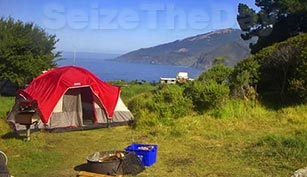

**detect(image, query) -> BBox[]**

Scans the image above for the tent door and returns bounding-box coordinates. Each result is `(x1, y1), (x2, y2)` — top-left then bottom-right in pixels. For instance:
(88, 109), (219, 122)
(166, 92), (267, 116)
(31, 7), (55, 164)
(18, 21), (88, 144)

(80, 87), (96, 125)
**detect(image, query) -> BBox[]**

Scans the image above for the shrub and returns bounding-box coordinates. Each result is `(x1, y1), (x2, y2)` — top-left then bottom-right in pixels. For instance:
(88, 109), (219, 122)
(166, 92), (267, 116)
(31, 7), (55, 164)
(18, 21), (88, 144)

(127, 93), (159, 129)
(127, 84), (194, 128)
(253, 33), (307, 104)
(288, 46), (307, 103)
(231, 57), (260, 100)
(198, 64), (234, 85)
(185, 65), (233, 113)
(184, 80), (206, 112)
(127, 92), (153, 116)
(202, 80), (230, 108)
(153, 84), (193, 119)
(184, 80), (230, 112)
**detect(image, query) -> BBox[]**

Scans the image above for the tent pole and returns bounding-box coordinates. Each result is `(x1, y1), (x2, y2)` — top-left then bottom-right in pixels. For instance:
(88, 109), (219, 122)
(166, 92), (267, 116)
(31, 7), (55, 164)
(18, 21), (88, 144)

(107, 119), (112, 128)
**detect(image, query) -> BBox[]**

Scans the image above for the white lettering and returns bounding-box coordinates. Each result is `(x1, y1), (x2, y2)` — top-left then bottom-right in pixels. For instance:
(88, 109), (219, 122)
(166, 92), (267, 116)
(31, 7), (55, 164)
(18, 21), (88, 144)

(118, 9), (139, 29)
(166, 4), (187, 30)
(67, 9), (88, 29)
(43, 3), (66, 30)
(140, 4), (164, 29)
(211, 3), (237, 29)
(189, 10), (210, 30)
(99, 9), (118, 29)
(90, 4), (100, 29)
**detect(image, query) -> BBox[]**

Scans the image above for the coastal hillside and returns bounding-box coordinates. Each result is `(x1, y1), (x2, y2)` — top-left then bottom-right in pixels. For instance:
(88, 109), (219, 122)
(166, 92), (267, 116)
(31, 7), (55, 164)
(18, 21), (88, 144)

(114, 28), (252, 69)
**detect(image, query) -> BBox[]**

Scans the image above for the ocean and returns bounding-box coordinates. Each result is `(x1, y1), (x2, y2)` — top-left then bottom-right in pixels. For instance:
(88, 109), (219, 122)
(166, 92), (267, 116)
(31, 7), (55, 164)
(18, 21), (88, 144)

(57, 58), (203, 82)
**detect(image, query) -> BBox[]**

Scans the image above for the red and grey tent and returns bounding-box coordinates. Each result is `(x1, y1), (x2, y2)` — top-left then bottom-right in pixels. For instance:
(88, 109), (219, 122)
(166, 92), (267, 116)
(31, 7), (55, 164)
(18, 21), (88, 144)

(7, 66), (134, 130)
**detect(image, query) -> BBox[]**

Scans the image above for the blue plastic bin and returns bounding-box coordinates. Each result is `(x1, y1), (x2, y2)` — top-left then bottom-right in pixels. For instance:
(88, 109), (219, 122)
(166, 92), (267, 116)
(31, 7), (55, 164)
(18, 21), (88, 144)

(125, 144), (158, 166)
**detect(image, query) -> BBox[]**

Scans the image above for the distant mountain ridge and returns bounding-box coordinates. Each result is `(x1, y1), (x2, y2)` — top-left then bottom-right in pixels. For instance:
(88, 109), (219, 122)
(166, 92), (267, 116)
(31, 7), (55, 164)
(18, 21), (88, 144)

(114, 28), (252, 69)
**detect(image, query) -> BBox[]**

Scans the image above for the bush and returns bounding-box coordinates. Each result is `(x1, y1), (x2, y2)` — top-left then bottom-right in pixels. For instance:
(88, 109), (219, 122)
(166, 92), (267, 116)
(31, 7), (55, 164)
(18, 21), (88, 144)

(184, 80), (230, 112)
(288, 45), (307, 103)
(127, 93), (159, 129)
(127, 84), (194, 128)
(184, 80), (206, 112)
(231, 57), (260, 100)
(202, 80), (230, 108)
(198, 64), (234, 85)
(184, 65), (233, 113)
(127, 93), (151, 119)
(153, 84), (193, 119)
(253, 33), (307, 104)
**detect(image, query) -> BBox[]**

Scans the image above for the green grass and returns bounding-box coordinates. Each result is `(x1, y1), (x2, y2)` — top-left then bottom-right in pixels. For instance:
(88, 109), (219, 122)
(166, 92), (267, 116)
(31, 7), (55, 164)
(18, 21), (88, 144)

(1, 96), (307, 177)
(120, 82), (157, 102)
(0, 96), (15, 135)
(0, 96), (14, 118)
(111, 81), (157, 102)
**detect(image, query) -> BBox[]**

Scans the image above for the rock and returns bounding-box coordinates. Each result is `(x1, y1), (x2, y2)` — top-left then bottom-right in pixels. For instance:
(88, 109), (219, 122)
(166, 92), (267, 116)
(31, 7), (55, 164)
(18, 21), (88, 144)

(292, 167), (307, 177)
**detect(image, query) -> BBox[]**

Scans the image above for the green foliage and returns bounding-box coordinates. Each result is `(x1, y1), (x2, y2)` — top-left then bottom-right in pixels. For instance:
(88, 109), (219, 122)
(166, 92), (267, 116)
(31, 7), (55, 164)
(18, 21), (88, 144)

(0, 89), (307, 176)
(111, 81), (157, 102)
(0, 96), (14, 119)
(183, 80), (206, 112)
(288, 45), (307, 102)
(184, 80), (230, 112)
(198, 64), (234, 85)
(153, 84), (193, 119)
(231, 57), (260, 99)
(127, 92), (154, 126)
(237, 0), (307, 53)
(237, 4), (258, 32)
(281, 0), (307, 14)
(256, 130), (307, 163)
(253, 33), (307, 103)
(201, 81), (230, 108)
(209, 99), (251, 119)
(0, 17), (60, 90)
(213, 57), (226, 65)
(127, 84), (193, 129)
(185, 65), (233, 113)
(232, 57), (260, 86)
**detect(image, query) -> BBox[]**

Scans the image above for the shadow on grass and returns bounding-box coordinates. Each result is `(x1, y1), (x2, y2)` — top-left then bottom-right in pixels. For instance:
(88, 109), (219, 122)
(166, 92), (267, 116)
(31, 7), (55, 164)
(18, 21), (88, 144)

(74, 163), (89, 171)
(258, 92), (300, 111)
(1, 132), (25, 140)
(1, 128), (42, 140)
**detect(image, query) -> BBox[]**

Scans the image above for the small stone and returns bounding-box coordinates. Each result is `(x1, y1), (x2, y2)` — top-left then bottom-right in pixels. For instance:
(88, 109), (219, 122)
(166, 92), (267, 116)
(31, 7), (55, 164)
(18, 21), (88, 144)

(292, 167), (307, 177)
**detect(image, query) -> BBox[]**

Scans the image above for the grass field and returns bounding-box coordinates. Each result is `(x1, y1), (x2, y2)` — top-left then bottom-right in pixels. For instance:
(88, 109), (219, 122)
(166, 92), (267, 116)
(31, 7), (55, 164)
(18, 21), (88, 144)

(1, 94), (307, 177)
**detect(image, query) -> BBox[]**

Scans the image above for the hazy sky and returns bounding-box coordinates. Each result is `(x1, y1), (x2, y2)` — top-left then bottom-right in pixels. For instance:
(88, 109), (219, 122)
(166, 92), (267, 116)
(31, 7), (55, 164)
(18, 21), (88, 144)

(0, 0), (258, 54)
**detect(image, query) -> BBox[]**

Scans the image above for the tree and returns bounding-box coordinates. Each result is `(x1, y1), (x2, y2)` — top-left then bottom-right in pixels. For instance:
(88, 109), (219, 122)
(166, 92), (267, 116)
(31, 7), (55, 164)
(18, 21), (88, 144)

(0, 17), (60, 93)
(237, 0), (307, 54)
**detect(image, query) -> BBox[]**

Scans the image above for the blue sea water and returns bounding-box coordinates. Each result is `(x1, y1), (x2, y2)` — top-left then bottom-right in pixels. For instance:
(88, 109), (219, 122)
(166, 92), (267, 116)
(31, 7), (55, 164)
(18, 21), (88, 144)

(57, 58), (203, 82)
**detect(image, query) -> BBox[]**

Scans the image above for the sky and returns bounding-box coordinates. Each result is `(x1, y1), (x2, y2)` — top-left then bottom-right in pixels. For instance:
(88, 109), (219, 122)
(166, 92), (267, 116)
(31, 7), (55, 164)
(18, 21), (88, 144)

(0, 0), (258, 54)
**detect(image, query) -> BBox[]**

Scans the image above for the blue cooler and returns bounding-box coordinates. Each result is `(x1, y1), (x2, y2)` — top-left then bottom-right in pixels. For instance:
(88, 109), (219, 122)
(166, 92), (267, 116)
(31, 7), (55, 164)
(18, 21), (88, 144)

(125, 144), (158, 166)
